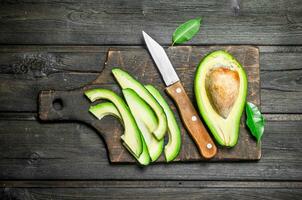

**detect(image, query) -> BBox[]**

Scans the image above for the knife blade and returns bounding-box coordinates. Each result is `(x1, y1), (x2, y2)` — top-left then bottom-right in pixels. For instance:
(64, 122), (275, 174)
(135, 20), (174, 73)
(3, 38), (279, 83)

(142, 31), (217, 159)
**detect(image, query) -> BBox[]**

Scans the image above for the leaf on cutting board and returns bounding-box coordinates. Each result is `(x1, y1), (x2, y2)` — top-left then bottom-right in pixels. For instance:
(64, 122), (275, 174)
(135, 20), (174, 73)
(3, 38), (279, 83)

(172, 17), (202, 45)
(246, 102), (265, 142)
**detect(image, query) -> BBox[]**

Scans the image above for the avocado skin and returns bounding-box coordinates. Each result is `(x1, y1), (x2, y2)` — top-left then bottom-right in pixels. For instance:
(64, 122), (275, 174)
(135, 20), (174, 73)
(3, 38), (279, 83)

(194, 50), (248, 147)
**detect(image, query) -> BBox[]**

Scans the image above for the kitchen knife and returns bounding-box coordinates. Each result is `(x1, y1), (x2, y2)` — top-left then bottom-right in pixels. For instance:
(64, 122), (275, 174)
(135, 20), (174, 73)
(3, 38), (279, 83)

(142, 31), (217, 159)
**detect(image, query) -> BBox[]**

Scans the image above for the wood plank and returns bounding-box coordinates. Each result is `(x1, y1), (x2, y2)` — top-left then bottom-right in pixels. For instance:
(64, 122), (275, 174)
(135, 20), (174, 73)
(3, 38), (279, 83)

(2, 180), (302, 188)
(0, 45), (301, 113)
(0, 0), (301, 45)
(259, 46), (302, 113)
(1, 183), (302, 200)
(0, 46), (109, 72)
(0, 46), (107, 112)
(264, 114), (302, 121)
(0, 118), (301, 180)
(0, 72), (98, 111)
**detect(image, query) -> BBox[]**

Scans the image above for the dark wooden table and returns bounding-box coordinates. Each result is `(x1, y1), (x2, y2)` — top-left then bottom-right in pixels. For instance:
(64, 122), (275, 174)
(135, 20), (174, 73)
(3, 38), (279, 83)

(1, 0), (302, 199)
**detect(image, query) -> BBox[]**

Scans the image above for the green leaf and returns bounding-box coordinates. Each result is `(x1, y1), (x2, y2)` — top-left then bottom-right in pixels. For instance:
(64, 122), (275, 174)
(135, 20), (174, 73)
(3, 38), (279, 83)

(246, 102), (265, 142)
(172, 17), (202, 45)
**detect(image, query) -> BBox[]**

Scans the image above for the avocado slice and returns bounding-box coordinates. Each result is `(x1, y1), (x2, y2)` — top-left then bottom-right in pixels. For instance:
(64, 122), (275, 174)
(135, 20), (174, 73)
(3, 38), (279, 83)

(123, 139), (150, 165)
(84, 88), (143, 157)
(112, 68), (167, 140)
(145, 85), (181, 162)
(89, 102), (122, 121)
(123, 88), (164, 162)
(89, 102), (150, 165)
(194, 50), (248, 147)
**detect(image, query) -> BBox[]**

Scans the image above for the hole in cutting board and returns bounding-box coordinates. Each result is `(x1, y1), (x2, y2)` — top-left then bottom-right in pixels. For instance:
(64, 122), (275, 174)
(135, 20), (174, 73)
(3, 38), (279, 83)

(53, 98), (63, 111)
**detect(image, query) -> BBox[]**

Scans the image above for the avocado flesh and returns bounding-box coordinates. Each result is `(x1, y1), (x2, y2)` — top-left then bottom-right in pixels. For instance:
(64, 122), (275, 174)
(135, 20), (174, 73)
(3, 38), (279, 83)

(89, 102), (122, 121)
(123, 88), (164, 162)
(145, 85), (181, 162)
(194, 50), (248, 147)
(89, 102), (150, 165)
(84, 88), (143, 157)
(123, 139), (150, 165)
(112, 68), (167, 140)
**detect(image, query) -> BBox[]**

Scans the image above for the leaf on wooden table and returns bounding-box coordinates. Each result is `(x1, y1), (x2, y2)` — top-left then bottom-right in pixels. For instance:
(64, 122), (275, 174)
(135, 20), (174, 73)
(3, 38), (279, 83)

(172, 17), (202, 45)
(246, 102), (265, 142)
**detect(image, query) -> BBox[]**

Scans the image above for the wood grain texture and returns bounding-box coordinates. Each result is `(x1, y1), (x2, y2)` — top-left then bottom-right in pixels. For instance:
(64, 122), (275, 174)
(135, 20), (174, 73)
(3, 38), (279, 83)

(166, 81), (217, 159)
(0, 0), (301, 198)
(0, 117), (301, 180)
(0, 45), (301, 113)
(0, 0), (301, 45)
(1, 182), (302, 200)
(38, 46), (260, 162)
(2, 180), (302, 188)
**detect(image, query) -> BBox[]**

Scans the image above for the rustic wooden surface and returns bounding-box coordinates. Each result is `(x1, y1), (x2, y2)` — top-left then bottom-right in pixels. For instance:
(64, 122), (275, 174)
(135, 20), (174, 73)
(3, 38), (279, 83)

(0, 0), (302, 199)
(38, 46), (260, 162)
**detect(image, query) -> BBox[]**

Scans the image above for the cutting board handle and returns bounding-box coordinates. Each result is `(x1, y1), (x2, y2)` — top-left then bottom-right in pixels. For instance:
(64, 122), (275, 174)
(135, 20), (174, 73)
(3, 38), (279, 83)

(38, 89), (134, 163)
(39, 90), (88, 121)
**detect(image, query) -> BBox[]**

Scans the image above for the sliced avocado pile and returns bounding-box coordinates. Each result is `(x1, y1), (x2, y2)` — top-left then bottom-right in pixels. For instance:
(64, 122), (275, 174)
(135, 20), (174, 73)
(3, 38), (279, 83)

(112, 68), (167, 140)
(85, 68), (182, 165)
(123, 88), (164, 162)
(194, 50), (248, 147)
(89, 102), (150, 165)
(85, 88), (143, 158)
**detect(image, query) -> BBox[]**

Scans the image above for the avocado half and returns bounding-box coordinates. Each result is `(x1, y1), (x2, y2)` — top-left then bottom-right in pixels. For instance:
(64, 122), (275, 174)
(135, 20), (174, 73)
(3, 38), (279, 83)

(194, 50), (248, 147)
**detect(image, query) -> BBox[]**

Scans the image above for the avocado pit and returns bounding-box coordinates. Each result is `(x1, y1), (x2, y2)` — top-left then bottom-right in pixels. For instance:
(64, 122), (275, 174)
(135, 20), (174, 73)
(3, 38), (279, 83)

(205, 67), (240, 119)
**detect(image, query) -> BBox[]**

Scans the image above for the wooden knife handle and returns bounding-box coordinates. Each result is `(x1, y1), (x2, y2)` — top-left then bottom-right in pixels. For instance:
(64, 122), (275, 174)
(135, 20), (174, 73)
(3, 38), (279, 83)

(165, 81), (217, 159)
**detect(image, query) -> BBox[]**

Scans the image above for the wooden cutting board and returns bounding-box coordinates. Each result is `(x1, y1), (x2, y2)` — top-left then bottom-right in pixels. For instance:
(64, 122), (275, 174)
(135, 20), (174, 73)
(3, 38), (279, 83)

(39, 46), (261, 163)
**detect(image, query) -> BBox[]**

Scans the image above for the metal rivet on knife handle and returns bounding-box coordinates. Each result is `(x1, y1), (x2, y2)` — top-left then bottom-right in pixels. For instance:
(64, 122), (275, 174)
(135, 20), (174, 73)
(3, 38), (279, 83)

(176, 88), (182, 93)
